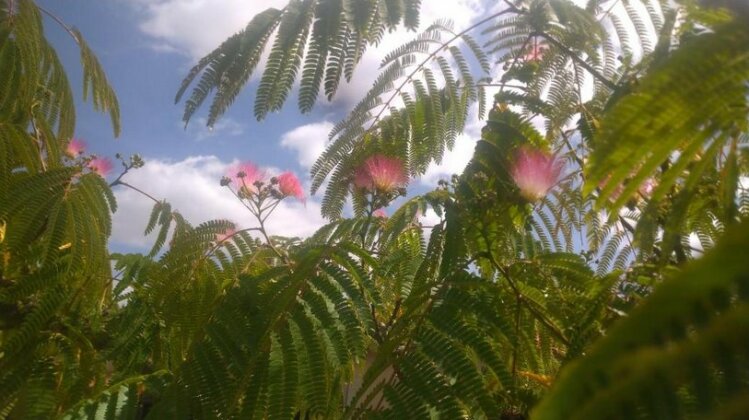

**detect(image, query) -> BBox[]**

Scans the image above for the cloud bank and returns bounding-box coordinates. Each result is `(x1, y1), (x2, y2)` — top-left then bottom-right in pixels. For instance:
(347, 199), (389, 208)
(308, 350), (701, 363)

(110, 155), (325, 249)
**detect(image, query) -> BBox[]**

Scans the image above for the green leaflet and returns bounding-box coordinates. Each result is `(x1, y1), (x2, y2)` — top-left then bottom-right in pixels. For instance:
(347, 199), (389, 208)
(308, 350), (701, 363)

(177, 0), (423, 126)
(533, 218), (749, 420)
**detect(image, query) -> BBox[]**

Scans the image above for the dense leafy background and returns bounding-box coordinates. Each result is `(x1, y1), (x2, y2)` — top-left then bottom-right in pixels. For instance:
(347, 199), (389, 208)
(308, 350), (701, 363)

(1, 0), (748, 418)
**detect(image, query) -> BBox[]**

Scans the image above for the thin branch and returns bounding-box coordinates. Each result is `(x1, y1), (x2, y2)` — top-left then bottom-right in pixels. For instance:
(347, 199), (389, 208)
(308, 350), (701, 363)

(371, 303), (384, 343)
(560, 129), (584, 168)
(7, 0), (14, 24)
(485, 250), (571, 346)
(617, 215), (637, 252)
(111, 180), (160, 204)
(477, 82), (529, 91)
(108, 158), (140, 188)
(502, 0), (521, 13)
(28, 103), (47, 172)
(538, 32), (618, 90)
(36, 4), (80, 45)
(597, 0), (623, 23)
(500, 35), (533, 92)
(511, 292), (521, 388)
(366, 6), (518, 133)
(383, 299), (402, 333)
(257, 215), (287, 262)
(204, 226), (262, 258)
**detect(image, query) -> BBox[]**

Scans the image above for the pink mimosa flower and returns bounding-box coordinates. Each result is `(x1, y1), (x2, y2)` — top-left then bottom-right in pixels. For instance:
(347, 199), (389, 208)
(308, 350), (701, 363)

(373, 208), (387, 218)
(523, 42), (547, 62)
(66, 138), (86, 156)
(638, 178), (656, 198)
(511, 147), (562, 202)
(227, 162), (265, 194)
(599, 176), (655, 203)
(88, 157), (113, 177)
(599, 175), (624, 202)
(353, 155), (408, 193)
(277, 171), (305, 202)
(216, 227), (236, 243)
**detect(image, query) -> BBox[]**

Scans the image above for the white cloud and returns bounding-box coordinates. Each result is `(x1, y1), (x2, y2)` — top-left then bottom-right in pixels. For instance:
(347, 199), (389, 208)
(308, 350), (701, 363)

(110, 155), (325, 249)
(186, 117), (245, 141)
(130, 0), (487, 100)
(132, 0), (286, 60)
(419, 208), (443, 226)
(279, 113), (481, 190)
(418, 108), (485, 186)
(280, 121), (333, 169)
(132, 0), (484, 61)
(330, 0), (486, 106)
(419, 134), (477, 186)
(332, 0), (489, 181)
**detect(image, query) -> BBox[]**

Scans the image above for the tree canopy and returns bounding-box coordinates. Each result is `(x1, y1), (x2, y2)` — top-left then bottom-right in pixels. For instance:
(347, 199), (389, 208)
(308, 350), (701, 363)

(1, 0), (748, 418)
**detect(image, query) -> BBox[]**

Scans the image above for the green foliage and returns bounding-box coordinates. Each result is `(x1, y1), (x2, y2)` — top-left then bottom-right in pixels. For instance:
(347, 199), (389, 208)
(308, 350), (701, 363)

(3, 0), (749, 419)
(533, 218), (749, 419)
(311, 18), (492, 218)
(588, 15), (749, 262)
(176, 0), (423, 125)
(74, 27), (121, 137)
(0, 1), (121, 416)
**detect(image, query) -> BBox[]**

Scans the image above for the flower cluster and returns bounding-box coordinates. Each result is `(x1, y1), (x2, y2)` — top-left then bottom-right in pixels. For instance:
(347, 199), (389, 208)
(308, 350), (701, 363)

(223, 161), (305, 204)
(277, 171), (305, 202)
(64, 137), (118, 178)
(523, 41), (547, 62)
(354, 154), (408, 193)
(599, 175), (657, 205)
(226, 162), (265, 195)
(215, 227), (236, 243)
(88, 157), (113, 177)
(511, 147), (562, 202)
(67, 138), (86, 157)
(638, 178), (657, 198)
(352, 154), (408, 216)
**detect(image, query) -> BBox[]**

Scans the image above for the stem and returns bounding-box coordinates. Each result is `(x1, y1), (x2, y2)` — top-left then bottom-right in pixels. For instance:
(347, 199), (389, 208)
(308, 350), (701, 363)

(360, 198), (375, 247)
(370, 303), (383, 343)
(617, 215), (636, 252)
(383, 299), (401, 333)
(486, 251), (570, 346)
(597, 0), (623, 23)
(537, 32), (618, 90)
(477, 82), (529, 90)
(28, 106), (47, 172)
(259, 200), (281, 224)
(560, 130), (584, 168)
(502, 0), (520, 12)
(232, 189), (261, 219)
(205, 226), (262, 257)
(109, 167), (130, 188)
(500, 35), (533, 92)
(367, 6), (518, 133)
(256, 215), (286, 262)
(225, 181), (288, 262)
(111, 180), (160, 204)
(36, 4), (80, 45)
(511, 292), (521, 389)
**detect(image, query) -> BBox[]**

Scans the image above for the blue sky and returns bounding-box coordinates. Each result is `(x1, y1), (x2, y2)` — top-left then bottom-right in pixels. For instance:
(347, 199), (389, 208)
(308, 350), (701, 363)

(39, 0), (487, 251)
